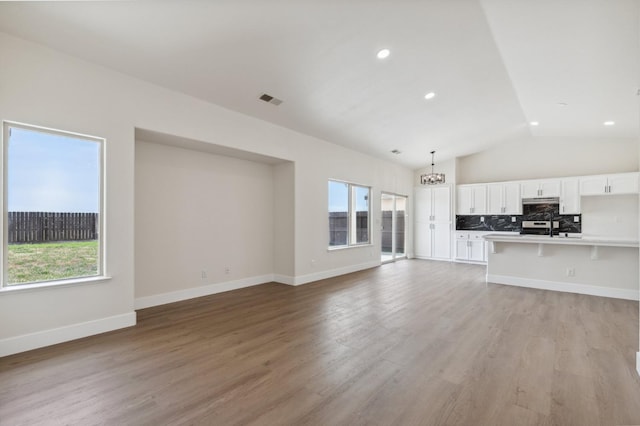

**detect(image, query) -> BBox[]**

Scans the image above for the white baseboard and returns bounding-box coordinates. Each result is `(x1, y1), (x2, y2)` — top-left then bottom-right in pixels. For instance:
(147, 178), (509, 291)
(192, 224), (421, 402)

(487, 274), (639, 301)
(272, 274), (295, 286)
(291, 260), (380, 286)
(134, 274), (274, 309)
(0, 311), (136, 358)
(135, 263), (385, 306)
(453, 259), (487, 265)
(413, 256), (453, 262)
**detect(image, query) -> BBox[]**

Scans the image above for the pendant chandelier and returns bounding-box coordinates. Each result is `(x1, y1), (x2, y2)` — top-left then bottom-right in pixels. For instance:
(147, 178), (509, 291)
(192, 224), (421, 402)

(420, 150), (445, 185)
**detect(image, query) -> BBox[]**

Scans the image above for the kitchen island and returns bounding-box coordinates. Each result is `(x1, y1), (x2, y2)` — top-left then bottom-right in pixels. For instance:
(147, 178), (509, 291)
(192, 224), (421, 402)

(483, 234), (639, 300)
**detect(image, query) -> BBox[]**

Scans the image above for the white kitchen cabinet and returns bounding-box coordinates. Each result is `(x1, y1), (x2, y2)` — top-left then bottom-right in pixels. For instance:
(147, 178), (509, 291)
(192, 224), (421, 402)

(457, 185), (487, 215)
(580, 172), (639, 196)
(487, 183), (521, 214)
(455, 232), (486, 263)
(521, 179), (561, 198)
(560, 178), (580, 214)
(455, 234), (469, 259)
(469, 237), (485, 262)
(415, 186), (451, 260)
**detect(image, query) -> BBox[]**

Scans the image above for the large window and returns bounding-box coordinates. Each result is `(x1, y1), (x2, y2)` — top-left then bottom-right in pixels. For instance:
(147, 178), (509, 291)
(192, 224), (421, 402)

(2, 122), (104, 287)
(328, 180), (370, 248)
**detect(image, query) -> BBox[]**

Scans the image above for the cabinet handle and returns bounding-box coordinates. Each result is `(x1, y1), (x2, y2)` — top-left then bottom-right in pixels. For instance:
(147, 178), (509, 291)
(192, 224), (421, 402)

(562, 205), (565, 213)
(608, 185), (612, 193)
(604, 185), (608, 193)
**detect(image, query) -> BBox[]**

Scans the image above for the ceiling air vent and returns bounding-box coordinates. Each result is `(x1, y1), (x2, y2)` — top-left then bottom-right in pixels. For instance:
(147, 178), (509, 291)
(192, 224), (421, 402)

(259, 93), (283, 106)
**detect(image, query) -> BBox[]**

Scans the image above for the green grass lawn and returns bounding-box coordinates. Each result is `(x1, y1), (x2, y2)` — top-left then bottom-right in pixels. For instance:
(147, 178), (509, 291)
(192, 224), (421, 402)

(8, 240), (99, 284)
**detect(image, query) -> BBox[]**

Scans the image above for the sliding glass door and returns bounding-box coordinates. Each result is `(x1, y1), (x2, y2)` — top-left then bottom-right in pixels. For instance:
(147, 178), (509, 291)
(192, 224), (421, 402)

(381, 193), (407, 263)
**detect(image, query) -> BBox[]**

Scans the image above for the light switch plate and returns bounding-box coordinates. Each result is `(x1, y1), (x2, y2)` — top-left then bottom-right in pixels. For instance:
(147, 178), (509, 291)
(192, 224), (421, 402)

(511, 216), (516, 222)
(480, 216), (484, 222)
(574, 216), (580, 222)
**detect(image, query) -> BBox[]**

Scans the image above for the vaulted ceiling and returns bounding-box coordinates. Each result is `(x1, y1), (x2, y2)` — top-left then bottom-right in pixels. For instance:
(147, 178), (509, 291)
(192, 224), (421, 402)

(0, 0), (637, 169)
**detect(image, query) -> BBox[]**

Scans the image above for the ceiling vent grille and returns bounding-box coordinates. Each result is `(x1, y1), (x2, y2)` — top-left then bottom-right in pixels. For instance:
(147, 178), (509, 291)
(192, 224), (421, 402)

(259, 93), (283, 106)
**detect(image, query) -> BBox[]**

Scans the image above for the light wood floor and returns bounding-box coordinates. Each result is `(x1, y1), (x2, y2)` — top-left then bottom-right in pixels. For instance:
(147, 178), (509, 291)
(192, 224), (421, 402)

(1, 260), (640, 425)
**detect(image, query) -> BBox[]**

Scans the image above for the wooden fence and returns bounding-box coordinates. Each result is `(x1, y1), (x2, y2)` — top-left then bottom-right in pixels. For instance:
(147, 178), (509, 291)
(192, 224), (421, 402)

(329, 211), (369, 246)
(381, 210), (405, 253)
(329, 211), (405, 249)
(8, 212), (98, 243)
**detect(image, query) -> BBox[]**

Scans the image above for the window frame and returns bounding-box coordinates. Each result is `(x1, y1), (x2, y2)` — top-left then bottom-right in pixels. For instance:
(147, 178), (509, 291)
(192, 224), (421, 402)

(1, 121), (108, 291)
(328, 179), (371, 249)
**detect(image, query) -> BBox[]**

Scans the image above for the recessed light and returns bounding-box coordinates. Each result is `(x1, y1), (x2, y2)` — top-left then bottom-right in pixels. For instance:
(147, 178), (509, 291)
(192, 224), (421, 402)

(530, 121), (539, 126)
(557, 102), (568, 107)
(604, 121), (615, 126)
(377, 49), (390, 59)
(424, 92), (436, 100)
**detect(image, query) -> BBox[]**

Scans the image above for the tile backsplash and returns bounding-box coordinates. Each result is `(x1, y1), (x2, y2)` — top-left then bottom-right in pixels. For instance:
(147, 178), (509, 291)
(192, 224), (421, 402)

(456, 213), (581, 233)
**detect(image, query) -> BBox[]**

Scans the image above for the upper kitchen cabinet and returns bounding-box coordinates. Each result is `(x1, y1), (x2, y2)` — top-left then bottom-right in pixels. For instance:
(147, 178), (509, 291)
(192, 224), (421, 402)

(521, 179), (561, 198)
(560, 178), (580, 214)
(457, 184), (487, 215)
(487, 183), (521, 214)
(580, 172), (639, 196)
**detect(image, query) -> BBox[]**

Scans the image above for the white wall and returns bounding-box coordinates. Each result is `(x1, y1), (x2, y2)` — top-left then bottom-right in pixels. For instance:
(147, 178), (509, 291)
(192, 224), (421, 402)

(0, 34), (137, 355)
(457, 137), (638, 184)
(0, 32), (414, 354)
(581, 195), (639, 239)
(273, 162), (295, 280)
(292, 144), (413, 282)
(134, 141), (276, 301)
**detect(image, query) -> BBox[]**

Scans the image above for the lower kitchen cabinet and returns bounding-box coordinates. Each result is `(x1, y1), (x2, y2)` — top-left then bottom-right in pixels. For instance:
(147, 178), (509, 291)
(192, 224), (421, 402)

(455, 232), (487, 263)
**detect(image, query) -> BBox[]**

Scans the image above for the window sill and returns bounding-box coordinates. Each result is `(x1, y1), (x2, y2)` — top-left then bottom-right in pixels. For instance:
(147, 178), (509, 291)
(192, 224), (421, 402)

(328, 243), (374, 252)
(0, 275), (112, 294)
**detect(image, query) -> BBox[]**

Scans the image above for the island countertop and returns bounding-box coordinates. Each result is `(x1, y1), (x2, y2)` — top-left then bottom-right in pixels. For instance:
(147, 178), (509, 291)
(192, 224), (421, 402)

(483, 233), (639, 248)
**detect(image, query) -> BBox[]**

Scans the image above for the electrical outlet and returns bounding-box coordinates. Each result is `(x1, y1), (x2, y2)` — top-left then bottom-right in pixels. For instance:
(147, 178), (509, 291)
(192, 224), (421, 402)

(566, 267), (575, 277)
(480, 216), (485, 222)
(201, 270), (207, 279)
(511, 216), (516, 223)
(224, 266), (230, 274)
(574, 216), (580, 223)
